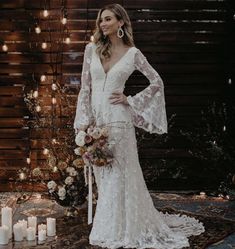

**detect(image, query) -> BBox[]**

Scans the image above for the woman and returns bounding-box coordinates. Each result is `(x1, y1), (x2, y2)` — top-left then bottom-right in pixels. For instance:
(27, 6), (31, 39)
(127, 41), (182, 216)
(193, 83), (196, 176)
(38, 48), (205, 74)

(74, 3), (205, 249)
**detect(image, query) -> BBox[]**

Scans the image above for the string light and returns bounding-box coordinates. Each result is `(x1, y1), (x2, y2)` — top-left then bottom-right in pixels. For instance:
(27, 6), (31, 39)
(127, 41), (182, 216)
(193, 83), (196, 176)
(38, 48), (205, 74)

(43, 9), (49, 18)
(33, 90), (39, 98)
(43, 148), (49, 155)
(64, 36), (71, 44)
(41, 42), (48, 49)
(61, 17), (67, 25)
(40, 74), (46, 82)
(36, 105), (41, 112)
(35, 24), (41, 34)
(228, 78), (232, 85)
(51, 83), (57, 91)
(2, 43), (8, 52)
(52, 97), (57, 104)
(19, 172), (26, 180)
(26, 157), (31, 164)
(223, 125), (226, 132)
(52, 138), (57, 144)
(90, 35), (94, 42)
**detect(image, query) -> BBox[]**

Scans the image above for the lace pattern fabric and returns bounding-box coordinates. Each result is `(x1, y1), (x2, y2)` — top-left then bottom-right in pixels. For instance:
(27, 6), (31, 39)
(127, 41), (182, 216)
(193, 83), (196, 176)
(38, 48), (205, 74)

(74, 42), (205, 249)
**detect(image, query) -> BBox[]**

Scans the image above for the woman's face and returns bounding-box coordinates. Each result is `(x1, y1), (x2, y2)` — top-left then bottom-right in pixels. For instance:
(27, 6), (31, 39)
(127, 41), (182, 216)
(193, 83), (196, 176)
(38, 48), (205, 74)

(99, 9), (123, 36)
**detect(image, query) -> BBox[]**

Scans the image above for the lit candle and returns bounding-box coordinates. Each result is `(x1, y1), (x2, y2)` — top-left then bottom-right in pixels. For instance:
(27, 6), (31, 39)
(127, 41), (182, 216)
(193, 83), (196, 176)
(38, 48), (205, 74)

(26, 227), (36, 241)
(18, 219), (27, 238)
(1, 206), (12, 239)
(38, 229), (46, 241)
(46, 218), (56, 236)
(28, 216), (37, 232)
(13, 223), (23, 241)
(0, 225), (9, 245)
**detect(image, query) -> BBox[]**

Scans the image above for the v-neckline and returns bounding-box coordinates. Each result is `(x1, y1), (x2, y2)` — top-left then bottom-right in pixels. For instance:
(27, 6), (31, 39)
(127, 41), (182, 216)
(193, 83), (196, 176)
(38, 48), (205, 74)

(98, 46), (135, 75)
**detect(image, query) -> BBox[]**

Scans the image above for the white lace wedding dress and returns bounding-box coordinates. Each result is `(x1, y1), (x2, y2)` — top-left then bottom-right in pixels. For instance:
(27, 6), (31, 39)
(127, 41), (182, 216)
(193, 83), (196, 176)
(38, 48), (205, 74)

(74, 42), (205, 249)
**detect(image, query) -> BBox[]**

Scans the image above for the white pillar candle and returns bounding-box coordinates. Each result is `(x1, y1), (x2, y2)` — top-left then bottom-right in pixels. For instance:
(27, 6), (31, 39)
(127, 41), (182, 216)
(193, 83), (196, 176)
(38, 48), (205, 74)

(28, 216), (37, 232)
(1, 206), (12, 239)
(38, 229), (46, 241)
(18, 219), (27, 238)
(46, 218), (56, 236)
(0, 225), (9, 245)
(13, 223), (23, 241)
(26, 227), (36, 241)
(38, 224), (46, 231)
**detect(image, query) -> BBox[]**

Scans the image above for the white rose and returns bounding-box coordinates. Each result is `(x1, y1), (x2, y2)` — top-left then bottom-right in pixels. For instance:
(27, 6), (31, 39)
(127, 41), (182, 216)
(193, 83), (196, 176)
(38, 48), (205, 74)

(70, 170), (77, 176)
(66, 167), (74, 174)
(75, 130), (87, 146)
(58, 187), (66, 200)
(65, 176), (73, 185)
(91, 127), (101, 139)
(74, 147), (81, 155)
(47, 180), (57, 190)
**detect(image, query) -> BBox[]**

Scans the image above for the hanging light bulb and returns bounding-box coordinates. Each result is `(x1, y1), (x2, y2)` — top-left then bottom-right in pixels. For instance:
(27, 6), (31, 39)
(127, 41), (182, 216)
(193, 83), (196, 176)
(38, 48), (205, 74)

(33, 90), (39, 98)
(43, 9), (49, 17)
(51, 83), (57, 91)
(35, 24), (41, 34)
(52, 97), (57, 104)
(43, 148), (49, 155)
(223, 125), (226, 131)
(19, 172), (26, 180)
(40, 74), (46, 82)
(64, 36), (71, 44)
(90, 35), (94, 42)
(2, 43), (8, 52)
(228, 78), (232, 85)
(26, 157), (31, 164)
(52, 138), (57, 144)
(61, 17), (67, 25)
(36, 105), (41, 112)
(41, 42), (47, 49)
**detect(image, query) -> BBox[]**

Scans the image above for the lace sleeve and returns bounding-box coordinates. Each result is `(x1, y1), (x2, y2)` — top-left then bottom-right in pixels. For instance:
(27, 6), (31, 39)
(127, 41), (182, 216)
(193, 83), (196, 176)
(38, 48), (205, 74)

(73, 43), (94, 131)
(126, 49), (168, 134)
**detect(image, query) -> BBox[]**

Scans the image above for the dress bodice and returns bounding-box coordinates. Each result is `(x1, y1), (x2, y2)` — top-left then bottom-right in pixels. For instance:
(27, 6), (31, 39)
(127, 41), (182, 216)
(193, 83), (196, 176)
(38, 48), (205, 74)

(74, 42), (168, 134)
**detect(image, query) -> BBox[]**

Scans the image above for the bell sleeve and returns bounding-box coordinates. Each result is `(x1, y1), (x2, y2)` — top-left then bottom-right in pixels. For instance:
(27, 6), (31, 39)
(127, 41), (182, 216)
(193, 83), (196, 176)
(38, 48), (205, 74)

(126, 49), (168, 134)
(73, 43), (94, 131)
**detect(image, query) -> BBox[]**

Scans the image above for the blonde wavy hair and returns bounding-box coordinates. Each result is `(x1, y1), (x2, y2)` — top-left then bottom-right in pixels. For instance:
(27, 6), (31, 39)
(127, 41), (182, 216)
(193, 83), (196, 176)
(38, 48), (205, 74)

(93, 3), (135, 60)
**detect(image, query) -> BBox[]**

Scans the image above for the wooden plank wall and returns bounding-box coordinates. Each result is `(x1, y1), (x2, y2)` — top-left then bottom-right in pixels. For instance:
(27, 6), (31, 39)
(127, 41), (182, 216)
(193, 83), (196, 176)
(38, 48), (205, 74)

(0, 0), (234, 191)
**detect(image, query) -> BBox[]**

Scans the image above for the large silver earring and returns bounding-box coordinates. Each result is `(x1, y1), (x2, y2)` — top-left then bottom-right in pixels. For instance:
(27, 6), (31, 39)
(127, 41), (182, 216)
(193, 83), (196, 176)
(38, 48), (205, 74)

(117, 26), (124, 38)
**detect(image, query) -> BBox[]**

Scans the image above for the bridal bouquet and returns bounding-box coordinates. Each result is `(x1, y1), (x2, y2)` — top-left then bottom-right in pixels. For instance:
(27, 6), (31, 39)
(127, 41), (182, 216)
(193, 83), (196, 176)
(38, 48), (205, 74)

(74, 126), (114, 167)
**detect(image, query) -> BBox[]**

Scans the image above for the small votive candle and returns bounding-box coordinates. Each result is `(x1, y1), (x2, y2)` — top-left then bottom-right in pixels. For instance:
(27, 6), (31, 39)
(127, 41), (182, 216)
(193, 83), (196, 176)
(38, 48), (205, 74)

(38, 229), (46, 241)
(28, 216), (37, 232)
(13, 223), (23, 241)
(0, 225), (9, 245)
(46, 218), (56, 236)
(26, 227), (36, 241)
(18, 219), (27, 238)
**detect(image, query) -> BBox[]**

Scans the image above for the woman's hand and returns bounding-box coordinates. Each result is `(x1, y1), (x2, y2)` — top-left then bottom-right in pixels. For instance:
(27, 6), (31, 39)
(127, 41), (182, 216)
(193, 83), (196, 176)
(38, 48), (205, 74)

(109, 91), (129, 105)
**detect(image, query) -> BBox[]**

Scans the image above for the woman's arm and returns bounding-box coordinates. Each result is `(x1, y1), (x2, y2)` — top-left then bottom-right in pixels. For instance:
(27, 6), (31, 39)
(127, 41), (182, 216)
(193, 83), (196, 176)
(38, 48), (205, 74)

(73, 43), (94, 133)
(126, 49), (168, 134)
